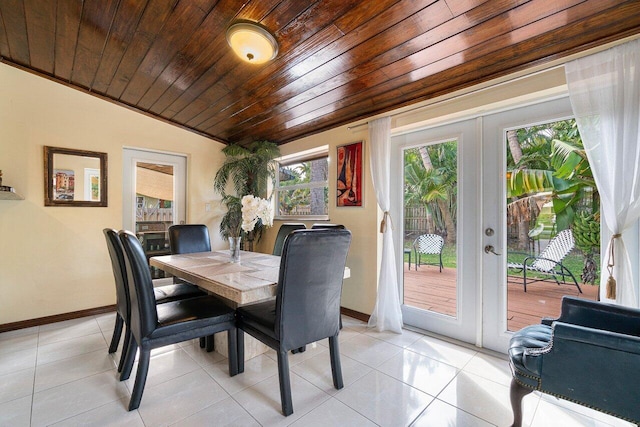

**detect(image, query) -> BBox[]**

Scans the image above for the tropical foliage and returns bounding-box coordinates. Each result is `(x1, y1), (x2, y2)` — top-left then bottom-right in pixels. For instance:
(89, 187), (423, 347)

(278, 164), (309, 214)
(214, 141), (280, 240)
(277, 158), (328, 216)
(572, 210), (600, 284)
(507, 120), (597, 231)
(506, 119), (600, 283)
(404, 141), (457, 243)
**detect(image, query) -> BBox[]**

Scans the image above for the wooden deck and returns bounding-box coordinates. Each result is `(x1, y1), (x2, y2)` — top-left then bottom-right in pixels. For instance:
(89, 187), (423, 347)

(402, 263), (599, 332)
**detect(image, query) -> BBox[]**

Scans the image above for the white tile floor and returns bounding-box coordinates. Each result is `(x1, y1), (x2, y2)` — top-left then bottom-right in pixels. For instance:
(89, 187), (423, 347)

(0, 314), (634, 426)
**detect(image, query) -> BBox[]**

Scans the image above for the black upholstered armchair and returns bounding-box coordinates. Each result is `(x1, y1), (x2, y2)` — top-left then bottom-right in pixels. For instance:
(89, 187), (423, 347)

(508, 296), (640, 426)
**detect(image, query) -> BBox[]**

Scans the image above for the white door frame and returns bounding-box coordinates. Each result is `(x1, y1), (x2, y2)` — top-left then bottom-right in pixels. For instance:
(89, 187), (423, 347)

(122, 148), (187, 231)
(391, 118), (481, 345)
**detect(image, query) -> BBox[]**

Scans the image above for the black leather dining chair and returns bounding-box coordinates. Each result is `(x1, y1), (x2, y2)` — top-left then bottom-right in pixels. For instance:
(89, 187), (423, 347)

(236, 228), (352, 416)
(310, 223), (346, 229)
(168, 224), (211, 254)
(168, 224), (214, 350)
(103, 229), (204, 373)
(272, 223), (306, 256)
(118, 230), (239, 411)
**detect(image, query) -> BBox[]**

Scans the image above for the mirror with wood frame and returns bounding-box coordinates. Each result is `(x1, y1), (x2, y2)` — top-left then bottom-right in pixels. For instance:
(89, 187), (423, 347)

(44, 146), (108, 207)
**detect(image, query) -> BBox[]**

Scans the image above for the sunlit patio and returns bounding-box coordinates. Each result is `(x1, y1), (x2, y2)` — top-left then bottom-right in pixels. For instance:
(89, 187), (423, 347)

(402, 263), (599, 332)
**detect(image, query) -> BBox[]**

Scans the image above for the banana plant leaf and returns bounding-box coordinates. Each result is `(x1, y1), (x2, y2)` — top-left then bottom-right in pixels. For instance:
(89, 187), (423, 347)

(507, 169), (555, 198)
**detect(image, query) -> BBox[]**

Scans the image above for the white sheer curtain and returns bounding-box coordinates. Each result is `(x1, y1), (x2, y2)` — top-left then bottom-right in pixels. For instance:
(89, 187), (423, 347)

(565, 39), (640, 307)
(367, 116), (403, 332)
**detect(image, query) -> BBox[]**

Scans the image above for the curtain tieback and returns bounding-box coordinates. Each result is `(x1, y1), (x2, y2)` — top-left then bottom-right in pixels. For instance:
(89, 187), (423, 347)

(380, 211), (393, 233)
(606, 233), (622, 299)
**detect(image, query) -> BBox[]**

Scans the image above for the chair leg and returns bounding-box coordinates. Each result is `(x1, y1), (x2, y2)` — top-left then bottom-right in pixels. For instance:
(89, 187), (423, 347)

(277, 349), (293, 416)
(237, 329), (245, 374)
(128, 348), (150, 411)
(329, 335), (344, 390)
(119, 337), (137, 381)
(509, 377), (533, 427)
(523, 268), (528, 292)
(562, 265), (582, 293)
(109, 314), (123, 353)
(205, 335), (215, 352)
(291, 346), (306, 354)
(199, 337), (206, 348)
(117, 326), (132, 373)
(227, 328), (239, 376)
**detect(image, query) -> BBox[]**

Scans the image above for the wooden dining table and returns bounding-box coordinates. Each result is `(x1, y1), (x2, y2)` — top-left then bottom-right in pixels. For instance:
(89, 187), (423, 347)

(150, 249), (350, 358)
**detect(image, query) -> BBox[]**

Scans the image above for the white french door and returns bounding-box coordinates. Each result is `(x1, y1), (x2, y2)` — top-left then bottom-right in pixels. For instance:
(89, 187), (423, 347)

(481, 97), (575, 352)
(392, 97), (575, 352)
(392, 118), (481, 345)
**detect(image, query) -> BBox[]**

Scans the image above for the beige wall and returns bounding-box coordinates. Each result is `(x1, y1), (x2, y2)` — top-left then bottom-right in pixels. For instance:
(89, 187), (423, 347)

(0, 64), (225, 324)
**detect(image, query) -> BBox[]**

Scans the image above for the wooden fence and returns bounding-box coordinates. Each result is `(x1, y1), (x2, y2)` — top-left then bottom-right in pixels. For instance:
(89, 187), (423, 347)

(404, 205), (435, 239)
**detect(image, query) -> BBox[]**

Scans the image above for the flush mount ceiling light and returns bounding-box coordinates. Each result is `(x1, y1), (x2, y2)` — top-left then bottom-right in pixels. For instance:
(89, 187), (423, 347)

(226, 21), (278, 64)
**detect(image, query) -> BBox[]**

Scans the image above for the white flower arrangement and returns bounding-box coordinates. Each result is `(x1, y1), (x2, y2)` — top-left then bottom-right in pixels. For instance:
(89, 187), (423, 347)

(241, 195), (273, 233)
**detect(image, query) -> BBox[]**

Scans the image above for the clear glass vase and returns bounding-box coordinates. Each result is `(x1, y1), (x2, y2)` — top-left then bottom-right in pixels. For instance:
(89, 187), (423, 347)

(229, 236), (241, 263)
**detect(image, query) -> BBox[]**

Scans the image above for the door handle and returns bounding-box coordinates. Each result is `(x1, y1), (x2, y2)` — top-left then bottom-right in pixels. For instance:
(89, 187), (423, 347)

(484, 245), (501, 255)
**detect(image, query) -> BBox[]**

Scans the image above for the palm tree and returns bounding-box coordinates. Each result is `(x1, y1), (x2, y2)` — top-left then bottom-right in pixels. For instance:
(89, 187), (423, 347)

(278, 166), (305, 215)
(214, 141), (280, 243)
(405, 142), (457, 244)
(507, 129), (530, 249)
(507, 120), (596, 231)
(506, 120), (600, 282)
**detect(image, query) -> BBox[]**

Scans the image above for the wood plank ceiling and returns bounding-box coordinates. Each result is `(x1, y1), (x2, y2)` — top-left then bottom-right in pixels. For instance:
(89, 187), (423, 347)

(1, 0), (639, 146)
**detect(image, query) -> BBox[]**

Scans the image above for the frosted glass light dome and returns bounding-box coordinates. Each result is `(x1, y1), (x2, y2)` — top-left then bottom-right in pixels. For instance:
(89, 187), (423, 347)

(226, 22), (278, 64)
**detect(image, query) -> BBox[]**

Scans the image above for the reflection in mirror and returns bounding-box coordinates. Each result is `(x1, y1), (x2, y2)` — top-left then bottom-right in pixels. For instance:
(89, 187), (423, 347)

(44, 146), (108, 207)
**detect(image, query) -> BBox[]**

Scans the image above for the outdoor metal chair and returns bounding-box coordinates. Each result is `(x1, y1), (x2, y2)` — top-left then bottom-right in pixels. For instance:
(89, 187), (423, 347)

(413, 233), (445, 272)
(507, 229), (582, 293)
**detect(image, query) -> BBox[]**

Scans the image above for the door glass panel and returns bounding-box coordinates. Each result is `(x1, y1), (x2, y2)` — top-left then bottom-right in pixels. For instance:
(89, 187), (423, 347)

(505, 119), (600, 331)
(134, 162), (174, 279)
(403, 140), (458, 317)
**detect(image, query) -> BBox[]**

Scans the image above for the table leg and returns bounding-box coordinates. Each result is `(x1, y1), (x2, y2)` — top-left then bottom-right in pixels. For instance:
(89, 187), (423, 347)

(214, 331), (270, 360)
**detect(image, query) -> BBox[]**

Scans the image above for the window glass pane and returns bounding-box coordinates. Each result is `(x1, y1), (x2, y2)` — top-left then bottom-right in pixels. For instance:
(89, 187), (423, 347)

(505, 118), (599, 332)
(403, 141), (458, 317)
(277, 156), (328, 217)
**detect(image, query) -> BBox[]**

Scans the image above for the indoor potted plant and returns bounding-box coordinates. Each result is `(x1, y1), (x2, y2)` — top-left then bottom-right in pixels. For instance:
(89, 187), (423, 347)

(214, 141), (280, 251)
